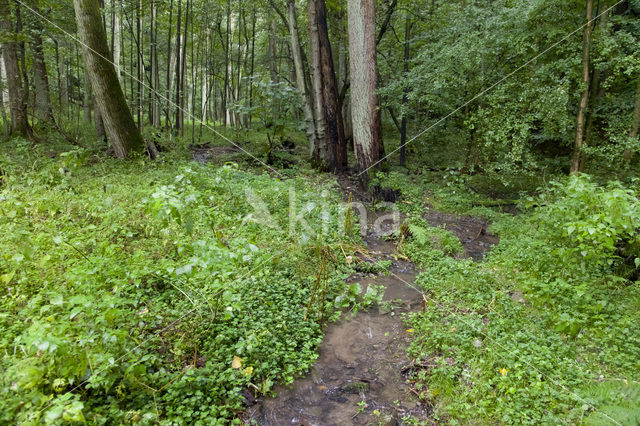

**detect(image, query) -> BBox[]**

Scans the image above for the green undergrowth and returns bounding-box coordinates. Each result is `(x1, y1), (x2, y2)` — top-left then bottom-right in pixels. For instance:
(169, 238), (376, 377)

(397, 174), (640, 424)
(0, 139), (360, 424)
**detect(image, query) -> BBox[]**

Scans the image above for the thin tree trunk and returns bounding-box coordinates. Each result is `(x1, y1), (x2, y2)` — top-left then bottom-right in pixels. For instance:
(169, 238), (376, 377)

(287, 0), (316, 155)
(624, 79), (640, 162)
(0, 0), (32, 138)
(571, 0), (593, 173)
(222, 0), (230, 127)
(399, 14), (412, 167)
(30, 1), (53, 124)
(308, 0), (326, 161)
(174, 0), (182, 132)
(348, 0), (381, 180)
(179, 0), (190, 135)
(165, 0), (173, 127)
(73, 0), (144, 157)
(0, 58), (9, 138)
(248, 7), (256, 127)
(268, 17), (279, 123)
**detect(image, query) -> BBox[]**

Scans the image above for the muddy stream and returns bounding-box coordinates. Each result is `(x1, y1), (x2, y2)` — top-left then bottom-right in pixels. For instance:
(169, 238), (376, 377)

(244, 179), (498, 425)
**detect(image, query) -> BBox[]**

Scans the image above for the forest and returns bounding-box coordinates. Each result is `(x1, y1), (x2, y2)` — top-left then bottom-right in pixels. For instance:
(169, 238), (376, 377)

(0, 0), (639, 423)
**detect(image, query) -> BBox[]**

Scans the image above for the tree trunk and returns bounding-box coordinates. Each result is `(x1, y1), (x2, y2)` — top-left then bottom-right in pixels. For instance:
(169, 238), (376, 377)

(73, 0), (144, 157)
(165, 0), (173, 127)
(399, 13), (412, 167)
(83, 71), (92, 123)
(308, 0), (326, 161)
(287, 0), (316, 154)
(268, 17), (279, 122)
(314, 0), (346, 172)
(624, 79), (640, 162)
(0, 58), (9, 138)
(571, 0), (593, 173)
(348, 0), (381, 180)
(30, 2), (54, 124)
(174, 0), (182, 133)
(0, 0), (32, 138)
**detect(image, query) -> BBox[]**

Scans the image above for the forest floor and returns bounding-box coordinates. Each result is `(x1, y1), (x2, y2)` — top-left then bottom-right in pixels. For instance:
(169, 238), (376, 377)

(1, 135), (639, 424)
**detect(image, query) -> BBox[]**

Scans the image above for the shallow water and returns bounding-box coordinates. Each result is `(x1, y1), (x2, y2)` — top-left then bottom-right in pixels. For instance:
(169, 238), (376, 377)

(246, 221), (432, 425)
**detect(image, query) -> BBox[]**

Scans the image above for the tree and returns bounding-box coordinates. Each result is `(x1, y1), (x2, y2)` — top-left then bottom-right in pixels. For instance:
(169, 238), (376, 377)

(625, 79), (640, 162)
(286, 0), (316, 155)
(347, 0), (381, 180)
(0, 0), (32, 138)
(30, 0), (54, 124)
(312, 0), (346, 172)
(73, 0), (144, 157)
(571, 0), (593, 173)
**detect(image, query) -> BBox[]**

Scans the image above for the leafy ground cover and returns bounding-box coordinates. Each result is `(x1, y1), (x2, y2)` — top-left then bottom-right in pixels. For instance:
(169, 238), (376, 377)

(0, 138), (362, 424)
(389, 172), (640, 424)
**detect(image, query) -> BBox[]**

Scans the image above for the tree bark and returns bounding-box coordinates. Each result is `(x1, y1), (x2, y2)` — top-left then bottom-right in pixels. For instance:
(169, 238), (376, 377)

(314, 0), (346, 172)
(571, 0), (593, 173)
(73, 0), (144, 157)
(268, 17), (279, 122)
(399, 13), (412, 167)
(287, 0), (316, 154)
(308, 0), (326, 161)
(624, 79), (640, 162)
(30, 1), (53, 124)
(0, 0), (32, 138)
(348, 0), (381, 180)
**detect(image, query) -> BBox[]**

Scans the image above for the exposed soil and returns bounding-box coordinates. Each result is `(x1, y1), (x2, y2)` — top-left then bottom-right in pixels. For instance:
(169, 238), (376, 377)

(191, 143), (240, 163)
(423, 210), (499, 261)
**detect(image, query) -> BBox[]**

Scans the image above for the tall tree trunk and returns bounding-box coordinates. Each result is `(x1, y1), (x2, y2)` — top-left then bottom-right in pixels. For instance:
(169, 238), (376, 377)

(287, 0), (316, 155)
(0, 0), (32, 138)
(571, 0), (593, 173)
(73, 0), (144, 157)
(268, 17), (279, 122)
(0, 58), (9, 138)
(165, 0), (173, 127)
(174, 0), (182, 132)
(307, 0), (326, 161)
(179, 0), (190, 135)
(348, 0), (381, 180)
(624, 79), (640, 162)
(30, 1), (53, 124)
(314, 0), (346, 172)
(247, 8), (255, 127)
(399, 13), (412, 167)
(222, 0), (230, 127)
